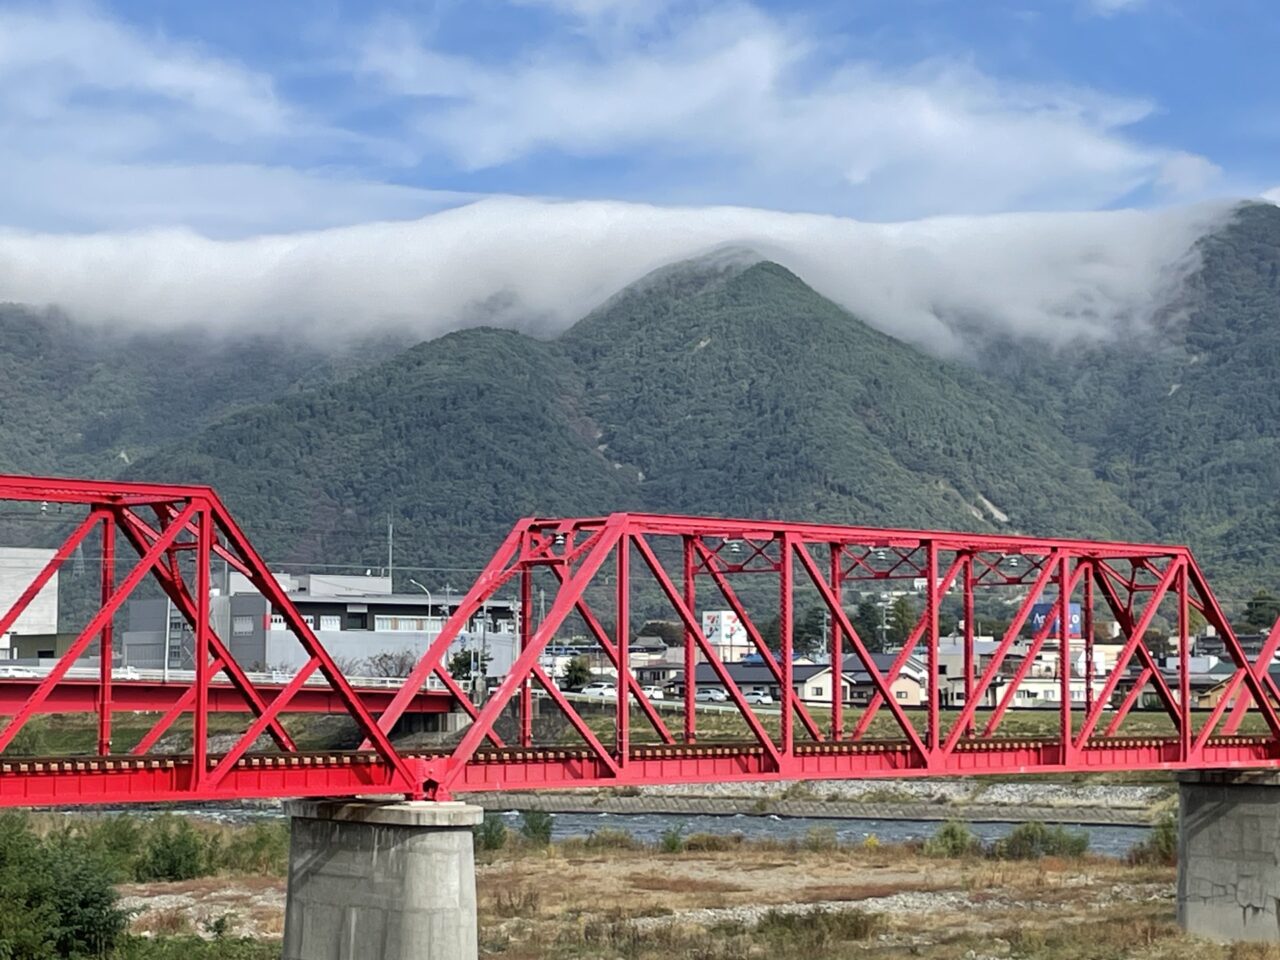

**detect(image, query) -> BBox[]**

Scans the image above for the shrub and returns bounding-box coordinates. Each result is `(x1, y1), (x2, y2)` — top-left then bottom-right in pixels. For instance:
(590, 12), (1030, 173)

(519, 810), (553, 845)
(995, 822), (1089, 860)
(1128, 814), (1177, 866)
(0, 812), (128, 959)
(73, 815), (145, 881)
(682, 832), (743, 853)
(134, 817), (206, 882)
(923, 820), (981, 858)
(583, 828), (639, 851)
(201, 914), (236, 940)
(473, 814), (508, 852)
(747, 908), (880, 948)
(217, 821), (289, 875)
(42, 839), (131, 957)
(802, 825), (840, 852)
(658, 823), (685, 854)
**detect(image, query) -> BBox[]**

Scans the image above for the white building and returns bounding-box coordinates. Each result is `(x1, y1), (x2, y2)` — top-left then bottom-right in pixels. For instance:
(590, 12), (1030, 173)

(0, 547), (59, 658)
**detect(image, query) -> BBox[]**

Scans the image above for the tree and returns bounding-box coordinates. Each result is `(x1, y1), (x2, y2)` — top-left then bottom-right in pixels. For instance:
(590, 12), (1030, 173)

(887, 597), (915, 647)
(793, 606), (827, 656)
(639, 620), (683, 645)
(759, 615), (781, 653)
(1244, 590), (1280, 632)
(447, 648), (490, 682)
(852, 600), (883, 652)
(561, 656), (592, 690)
(365, 650), (419, 678)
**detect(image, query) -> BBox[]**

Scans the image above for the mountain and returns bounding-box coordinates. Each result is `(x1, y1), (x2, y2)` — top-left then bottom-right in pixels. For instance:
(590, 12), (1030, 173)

(0, 306), (401, 476)
(124, 255), (1148, 572)
(988, 201), (1280, 588)
(126, 328), (640, 567)
(9, 201), (1280, 595)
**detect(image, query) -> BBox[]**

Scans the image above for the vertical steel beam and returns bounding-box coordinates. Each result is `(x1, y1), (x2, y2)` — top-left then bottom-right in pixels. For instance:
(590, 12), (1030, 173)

(682, 536), (696, 745)
(616, 536), (629, 764)
(779, 535), (794, 756)
(829, 544), (843, 740)
(97, 515), (115, 755)
(1179, 564), (1191, 761)
(520, 565), (533, 748)
(1058, 556), (1072, 764)
(1083, 561), (1095, 718)
(962, 552), (974, 738)
(926, 540), (939, 757)
(194, 503), (211, 784)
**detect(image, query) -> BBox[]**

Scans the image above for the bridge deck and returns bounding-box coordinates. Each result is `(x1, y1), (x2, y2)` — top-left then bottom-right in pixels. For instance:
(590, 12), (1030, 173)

(1, 735), (1274, 807)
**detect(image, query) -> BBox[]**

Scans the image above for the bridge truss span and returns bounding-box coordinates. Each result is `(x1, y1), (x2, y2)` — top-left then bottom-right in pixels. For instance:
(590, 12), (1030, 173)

(0, 476), (1277, 806)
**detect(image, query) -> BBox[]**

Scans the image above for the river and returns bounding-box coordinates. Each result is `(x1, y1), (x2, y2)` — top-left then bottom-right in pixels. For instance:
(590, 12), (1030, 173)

(114, 803), (1151, 859)
(486, 809), (1150, 858)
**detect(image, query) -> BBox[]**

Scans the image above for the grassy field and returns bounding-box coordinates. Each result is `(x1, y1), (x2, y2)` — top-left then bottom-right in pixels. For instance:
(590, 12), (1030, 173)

(104, 814), (1280, 959)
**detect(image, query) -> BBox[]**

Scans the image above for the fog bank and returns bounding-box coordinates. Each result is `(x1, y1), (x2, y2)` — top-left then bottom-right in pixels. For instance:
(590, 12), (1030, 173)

(0, 196), (1235, 354)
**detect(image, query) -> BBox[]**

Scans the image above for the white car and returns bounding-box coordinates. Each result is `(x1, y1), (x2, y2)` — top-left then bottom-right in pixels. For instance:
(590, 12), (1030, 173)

(579, 681), (616, 698)
(640, 685), (666, 701)
(743, 690), (774, 705)
(695, 687), (728, 703)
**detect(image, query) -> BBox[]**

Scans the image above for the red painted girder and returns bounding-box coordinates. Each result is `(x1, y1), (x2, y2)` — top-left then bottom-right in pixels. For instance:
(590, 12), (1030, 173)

(0, 680), (450, 715)
(524, 512), (1192, 560)
(0, 737), (1274, 808)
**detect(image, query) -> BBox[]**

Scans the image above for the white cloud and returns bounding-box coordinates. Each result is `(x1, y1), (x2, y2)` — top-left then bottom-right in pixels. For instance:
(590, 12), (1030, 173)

(0, 196), (1230, 355)
(0, 153), (471, 236)
(1156, 152), (1222, 196)
(0, 3), (288, 143)
(355, 4), (1208, 218)
(0, 2), (422, 234)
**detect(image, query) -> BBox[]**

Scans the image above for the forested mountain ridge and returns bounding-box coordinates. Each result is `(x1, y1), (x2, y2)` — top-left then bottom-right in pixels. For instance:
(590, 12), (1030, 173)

(125, 255), (1149, 571)
(990, 201), (1280, 587)
(0, 305), (402, 476)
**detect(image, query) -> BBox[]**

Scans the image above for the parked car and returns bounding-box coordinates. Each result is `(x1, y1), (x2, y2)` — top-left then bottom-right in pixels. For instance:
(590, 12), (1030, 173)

(579, 681), (616, 698)
(695, 687), (728, 703)
(640, 685), (666, 701)
(743, 690), (773, 705)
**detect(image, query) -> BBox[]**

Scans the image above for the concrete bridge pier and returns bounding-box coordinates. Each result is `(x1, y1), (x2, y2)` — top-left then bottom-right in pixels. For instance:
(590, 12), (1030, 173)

(1179, 771), (1280, 941)
(282, 799), (484, 960)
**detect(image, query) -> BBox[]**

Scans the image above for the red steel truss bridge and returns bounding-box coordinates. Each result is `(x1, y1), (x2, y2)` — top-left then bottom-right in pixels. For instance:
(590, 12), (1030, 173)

(0, 474), (1277, 807)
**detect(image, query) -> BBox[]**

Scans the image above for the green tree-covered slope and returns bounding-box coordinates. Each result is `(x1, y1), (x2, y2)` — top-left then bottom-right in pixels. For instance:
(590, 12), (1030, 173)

(990, 201), (1280, 587)
(127, 256), (1147, 572)
(0, 306), (393, 476)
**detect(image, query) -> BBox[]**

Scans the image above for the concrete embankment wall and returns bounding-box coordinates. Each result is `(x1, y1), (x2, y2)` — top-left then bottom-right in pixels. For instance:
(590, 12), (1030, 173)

(466, 779), (1168, 826)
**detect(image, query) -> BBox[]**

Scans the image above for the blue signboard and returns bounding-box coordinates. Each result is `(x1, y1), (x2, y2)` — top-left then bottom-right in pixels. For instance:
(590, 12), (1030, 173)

(1028, 602), (1082, 638)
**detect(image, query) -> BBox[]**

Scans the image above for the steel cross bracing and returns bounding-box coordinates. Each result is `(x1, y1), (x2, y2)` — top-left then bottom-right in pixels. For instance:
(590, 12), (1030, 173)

(0, 476), (1278, 807)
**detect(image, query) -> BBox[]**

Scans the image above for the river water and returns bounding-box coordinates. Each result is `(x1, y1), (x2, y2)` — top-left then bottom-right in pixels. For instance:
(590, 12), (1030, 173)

(485, 809), (1150, 858)
(129, 804), (1149, 860)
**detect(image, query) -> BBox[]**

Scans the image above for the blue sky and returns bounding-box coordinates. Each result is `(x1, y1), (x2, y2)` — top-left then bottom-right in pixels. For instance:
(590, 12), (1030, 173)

(0, 0), (1275, 236)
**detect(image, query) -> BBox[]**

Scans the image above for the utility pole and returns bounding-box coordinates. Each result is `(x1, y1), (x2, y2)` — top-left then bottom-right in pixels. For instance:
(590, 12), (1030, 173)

(386, 515), (394, 589)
